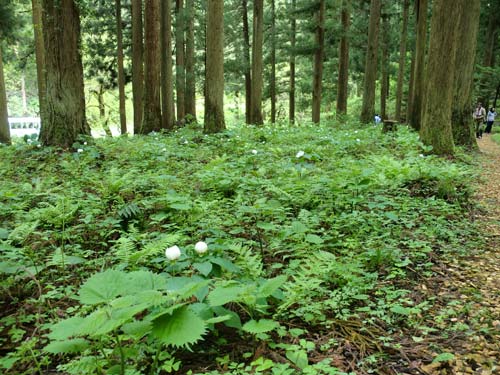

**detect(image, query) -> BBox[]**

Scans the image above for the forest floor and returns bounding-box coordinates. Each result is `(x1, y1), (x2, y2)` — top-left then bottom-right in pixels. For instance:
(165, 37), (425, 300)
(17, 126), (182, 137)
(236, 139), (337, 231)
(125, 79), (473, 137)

(410, 135), (500, 375)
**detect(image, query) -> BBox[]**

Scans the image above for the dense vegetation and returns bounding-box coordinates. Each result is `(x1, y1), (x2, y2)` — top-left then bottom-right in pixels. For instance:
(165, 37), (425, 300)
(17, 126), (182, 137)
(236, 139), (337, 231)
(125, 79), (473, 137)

(0, 121), (481, 374)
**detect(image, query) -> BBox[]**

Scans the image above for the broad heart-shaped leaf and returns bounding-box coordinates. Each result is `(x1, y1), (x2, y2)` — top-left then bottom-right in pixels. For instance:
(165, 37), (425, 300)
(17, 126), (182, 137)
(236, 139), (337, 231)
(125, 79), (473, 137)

(166, 276), (210, 301)
(285, 349), (308, 369)
(151, 306), (206, 348)
(48, 316), (86, 340)
(305, 234), (324, 244)
(207, 283), (247, 307)
(44, 338), (89, 354)
(257, 275), (287, 298)
(242, 319), (279, 334)
(193, 261), (213, 277)
(121, 320), (152, 340)
(78, 269), (129, 305)
(126, 271), (167, 293)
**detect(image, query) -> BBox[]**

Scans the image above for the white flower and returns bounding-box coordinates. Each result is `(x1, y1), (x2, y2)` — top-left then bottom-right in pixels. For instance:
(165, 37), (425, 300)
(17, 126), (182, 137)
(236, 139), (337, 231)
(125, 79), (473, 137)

(165, 245), (181, 261)
(252, 149), (258, 154)
(356, 139), (361, 142)
(354, 130), (358, 134)
(77, 148), (83, 153)
(194, 241), (208, 254)
(296, 150), (305, 158)
(184, 140), (189, 144)
(419, 154), (425, 158)
(162, 148), (167, 152)
(83, 141), (87, 145)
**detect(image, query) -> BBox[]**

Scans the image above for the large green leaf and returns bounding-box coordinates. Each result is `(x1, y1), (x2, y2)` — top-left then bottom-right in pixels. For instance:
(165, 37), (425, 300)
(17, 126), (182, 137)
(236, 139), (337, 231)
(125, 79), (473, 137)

(44, 338), (89, 354)
(242, 319), (279, 334)
(207, 283), (246, 307)
(257, 275), (287, 298)
(48, 316), (86, 340)
(152, 306), (206, 348)
(78, 269), (128, 305)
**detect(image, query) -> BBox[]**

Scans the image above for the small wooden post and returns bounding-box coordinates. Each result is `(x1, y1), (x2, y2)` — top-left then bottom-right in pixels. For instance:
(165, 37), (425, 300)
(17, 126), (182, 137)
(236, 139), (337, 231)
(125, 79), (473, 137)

(382, 119), (398, 133)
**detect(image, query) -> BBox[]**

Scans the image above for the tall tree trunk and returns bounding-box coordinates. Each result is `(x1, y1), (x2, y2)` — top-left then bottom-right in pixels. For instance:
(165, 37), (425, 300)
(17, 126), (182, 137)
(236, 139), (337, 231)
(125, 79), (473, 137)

(116, 0), (127, 134)
(380, 14), (389, 120)
(406, 43), (416, 123)
(451, 0), (480, 149)
(242, 0), (251, 124)
(142, 0), (162, 133)
(175, 0), (186, 125)
(131, 0), (144, 134)
(32, 0), (46, 121)
(185, 0), (196, 122)
(204, 0), (225, 133)
(289, 0), (296, 125)
(161, 0), (175, 130)
(420, 0), (460, 155)
(360, 0), (381, 123)
(0, 47), (10, 145)
(479, 9), (499, 107)
(40, 0), (89, 148)
(494, 83), (500, 109)
(336, 0), (350, 118)
(21, 75), (28, 115)
(408, 0), (428, 130)
(395, 0), (409, 121)
(97, 84), (113, 137)
(270, 0), (276, 123)
(251, 0), (264, 125)
(312, 0), (326, 124)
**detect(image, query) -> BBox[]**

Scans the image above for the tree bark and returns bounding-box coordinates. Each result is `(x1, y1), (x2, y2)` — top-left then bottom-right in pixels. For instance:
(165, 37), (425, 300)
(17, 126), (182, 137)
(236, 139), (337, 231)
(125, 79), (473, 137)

(251, 0), (264, 125)
(97, 84), (113, 137)
(242, 0), (251, 124)
(161, 0), (175, 130)
(270, 0), (276, 123)
(131, 0), (144, 134)
(32, 0), (46, 122)
(451, 0), (480, 149)
(289, 0), (296, 125)
(406, 42), (415, 123)
(420, 0), (460, 155)
(360, 0), (381, 123)
(336, 0), (350, 118)
(380, 14), (389, 120)
(0, 47), (10, 145)
(185, 0), (196, 122)
(116, 0), (127, 134)
(408, 0), (428, 130)
(312, 0), (326, 124)
(175, 0), (186, 125)
(40, 0), (89, 148)
(395, 0), (409, 121)
(204, 0), (225, 133)
(479, 8), (499, 107)
(142, 0), (162, 133)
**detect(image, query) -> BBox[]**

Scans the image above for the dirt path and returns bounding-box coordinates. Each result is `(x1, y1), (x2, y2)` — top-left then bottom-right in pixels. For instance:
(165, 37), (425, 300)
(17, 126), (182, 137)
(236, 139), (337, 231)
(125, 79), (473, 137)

(420, 136), (500, 375)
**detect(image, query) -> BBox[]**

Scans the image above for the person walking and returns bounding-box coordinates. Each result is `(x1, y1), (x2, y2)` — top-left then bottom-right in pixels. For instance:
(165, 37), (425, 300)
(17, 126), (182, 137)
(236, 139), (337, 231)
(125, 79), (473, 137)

(474, 102), (486, 138)
(485, 107), (497, 134)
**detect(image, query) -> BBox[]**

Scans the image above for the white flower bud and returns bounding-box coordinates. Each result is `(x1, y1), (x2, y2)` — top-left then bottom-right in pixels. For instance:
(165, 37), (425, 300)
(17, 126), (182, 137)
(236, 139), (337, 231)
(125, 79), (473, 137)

(296, 150), (305, 158)
(77, 148), (83, 153)
(194, 241), (208, 254)
(252, 149), (258, 155)
(165, 245), (181, 261)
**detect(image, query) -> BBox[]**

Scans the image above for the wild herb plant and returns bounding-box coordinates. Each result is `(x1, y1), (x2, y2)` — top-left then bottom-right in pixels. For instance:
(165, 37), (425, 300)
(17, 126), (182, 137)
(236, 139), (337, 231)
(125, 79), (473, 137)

(0, 122), (479, 373)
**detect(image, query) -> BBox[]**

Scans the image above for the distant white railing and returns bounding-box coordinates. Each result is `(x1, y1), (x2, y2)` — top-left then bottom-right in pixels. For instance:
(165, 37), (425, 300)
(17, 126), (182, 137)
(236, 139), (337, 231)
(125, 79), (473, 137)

(8, 117), (40, 136)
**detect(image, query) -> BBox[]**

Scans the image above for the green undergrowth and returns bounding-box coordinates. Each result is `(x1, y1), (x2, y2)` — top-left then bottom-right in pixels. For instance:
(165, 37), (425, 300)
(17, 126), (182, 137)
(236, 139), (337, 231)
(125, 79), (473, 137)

(0, 122), (480, 374)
